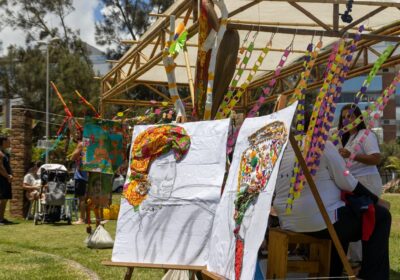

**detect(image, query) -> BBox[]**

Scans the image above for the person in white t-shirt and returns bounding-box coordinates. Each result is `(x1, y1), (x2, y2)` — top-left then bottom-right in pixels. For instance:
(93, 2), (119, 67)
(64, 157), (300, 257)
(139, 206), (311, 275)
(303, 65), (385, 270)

(23, 162), (41, 201)
(338, 104), (382, 196)
(273, 116), (391, 279)
(337, 104), (383, 265)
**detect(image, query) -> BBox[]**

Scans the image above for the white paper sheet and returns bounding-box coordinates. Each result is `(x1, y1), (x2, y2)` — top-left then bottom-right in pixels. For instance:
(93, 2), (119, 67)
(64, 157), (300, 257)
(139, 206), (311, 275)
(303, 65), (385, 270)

(112, 119), (230, 265)
(207, 103), (297, 280)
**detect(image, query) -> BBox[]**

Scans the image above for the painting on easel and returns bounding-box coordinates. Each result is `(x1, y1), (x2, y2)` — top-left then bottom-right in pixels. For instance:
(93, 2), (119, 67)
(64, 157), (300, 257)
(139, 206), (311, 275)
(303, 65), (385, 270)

(207, 103), (297, 280)
(112, 119), (230, 266)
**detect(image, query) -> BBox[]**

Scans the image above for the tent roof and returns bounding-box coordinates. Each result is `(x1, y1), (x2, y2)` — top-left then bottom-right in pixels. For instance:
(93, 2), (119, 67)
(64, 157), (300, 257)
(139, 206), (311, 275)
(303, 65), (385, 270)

(101, 0), (400, 104)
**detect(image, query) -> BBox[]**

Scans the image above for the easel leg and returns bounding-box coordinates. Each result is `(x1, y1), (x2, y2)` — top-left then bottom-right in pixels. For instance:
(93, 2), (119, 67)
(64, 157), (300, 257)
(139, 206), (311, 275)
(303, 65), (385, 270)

(289, 134), (355, 278)
(124, 267), (134, 280)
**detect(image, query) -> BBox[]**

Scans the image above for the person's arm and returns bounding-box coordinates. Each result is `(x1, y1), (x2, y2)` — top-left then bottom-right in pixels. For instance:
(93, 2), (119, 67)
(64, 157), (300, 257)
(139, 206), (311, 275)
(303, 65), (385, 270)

(23, 175), (40, 191)
(326, 142), (389, 208)
(325, 141), (358, 192)
(338, 148), (381, 165)
(338, 130), (381, 165)
(70, 142), (83, 161)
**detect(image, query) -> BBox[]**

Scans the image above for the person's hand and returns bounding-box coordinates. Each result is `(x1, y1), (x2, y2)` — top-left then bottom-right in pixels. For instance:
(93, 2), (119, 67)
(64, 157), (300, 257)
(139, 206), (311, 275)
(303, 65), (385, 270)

(338, 148), (351, 159)
(377, 198), (391, 211)
(8, 174), (13, 183)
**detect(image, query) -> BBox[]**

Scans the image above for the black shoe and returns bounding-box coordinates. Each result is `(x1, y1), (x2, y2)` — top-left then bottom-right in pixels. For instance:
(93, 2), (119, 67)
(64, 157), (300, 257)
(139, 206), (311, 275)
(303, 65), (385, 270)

(0, 218), (13, 224)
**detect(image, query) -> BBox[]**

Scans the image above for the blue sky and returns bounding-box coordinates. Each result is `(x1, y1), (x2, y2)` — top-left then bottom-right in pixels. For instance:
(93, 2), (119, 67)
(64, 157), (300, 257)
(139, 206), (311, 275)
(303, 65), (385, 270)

(0, 0), (105, 55)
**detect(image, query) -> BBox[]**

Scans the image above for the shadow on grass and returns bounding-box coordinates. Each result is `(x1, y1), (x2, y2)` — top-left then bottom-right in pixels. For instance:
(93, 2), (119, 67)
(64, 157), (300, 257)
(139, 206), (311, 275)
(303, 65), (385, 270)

(390, 269), (400, 279)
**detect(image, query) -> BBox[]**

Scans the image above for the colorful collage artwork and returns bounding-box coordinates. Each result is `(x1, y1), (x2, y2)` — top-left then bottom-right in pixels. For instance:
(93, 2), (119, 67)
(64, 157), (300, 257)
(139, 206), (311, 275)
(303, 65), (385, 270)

(207, 102), (297, 280)
(82, 117), (126, 174)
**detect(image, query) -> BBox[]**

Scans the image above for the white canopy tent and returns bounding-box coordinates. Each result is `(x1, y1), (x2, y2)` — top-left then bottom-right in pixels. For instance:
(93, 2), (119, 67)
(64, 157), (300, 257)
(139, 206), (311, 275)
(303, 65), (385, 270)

(100, 0), (400, 112)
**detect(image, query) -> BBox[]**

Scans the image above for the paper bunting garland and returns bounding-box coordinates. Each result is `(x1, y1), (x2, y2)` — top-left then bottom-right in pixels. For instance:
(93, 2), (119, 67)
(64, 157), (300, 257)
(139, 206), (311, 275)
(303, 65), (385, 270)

(215, 32), (258, 119)
(216, 38), (272, 119)
(226, 42), (293, 152)
(286, 26), (364, 213)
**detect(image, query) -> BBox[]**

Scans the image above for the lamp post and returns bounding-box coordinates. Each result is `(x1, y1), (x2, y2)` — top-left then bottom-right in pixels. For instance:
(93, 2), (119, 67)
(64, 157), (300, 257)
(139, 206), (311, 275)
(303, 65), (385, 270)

(38, 37), (60, 163)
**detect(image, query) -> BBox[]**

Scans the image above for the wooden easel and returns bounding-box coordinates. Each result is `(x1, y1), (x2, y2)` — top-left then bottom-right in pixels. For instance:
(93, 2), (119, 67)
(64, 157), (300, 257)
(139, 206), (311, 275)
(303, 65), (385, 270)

(102, 261), (205, 280)
(200, 133), (355, 280)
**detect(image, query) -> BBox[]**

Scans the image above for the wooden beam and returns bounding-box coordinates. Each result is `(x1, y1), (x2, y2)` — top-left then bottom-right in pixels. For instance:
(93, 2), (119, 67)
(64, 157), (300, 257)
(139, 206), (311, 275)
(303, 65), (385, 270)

(289, 2), (332, 31)
(250, 54), (400, 102)
(139, 18), (374, 31)
(289, 134), (355, 278)
(138, 51), (149, 62)
(350, 47), (363, 69)
(339, 6), (387, 35)
(260, 0), (400, 8)
(333, 4), (339, 32)
(367, 46), (382, 58)
(227, 23), (400, 42)
(142, 83), (171, 101)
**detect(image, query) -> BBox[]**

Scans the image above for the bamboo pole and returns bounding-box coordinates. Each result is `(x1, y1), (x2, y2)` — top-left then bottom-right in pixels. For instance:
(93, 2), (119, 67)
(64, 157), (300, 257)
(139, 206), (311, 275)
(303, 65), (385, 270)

(183, 46), (196, 108)
(227, 23), (400, 42)
(145, 16), (374, 31)
(289, 134), (355, 279)
(259, 0), (400, 8)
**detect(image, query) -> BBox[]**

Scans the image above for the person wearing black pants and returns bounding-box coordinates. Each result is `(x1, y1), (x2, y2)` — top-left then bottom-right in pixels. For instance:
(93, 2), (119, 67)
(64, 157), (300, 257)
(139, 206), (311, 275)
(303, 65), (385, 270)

(274, 141), (391, 280)
(307, 200), (391, 279)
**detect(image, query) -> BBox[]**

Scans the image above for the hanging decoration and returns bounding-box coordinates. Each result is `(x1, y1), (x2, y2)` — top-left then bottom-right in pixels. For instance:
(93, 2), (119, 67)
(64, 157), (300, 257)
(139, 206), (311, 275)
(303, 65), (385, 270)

(123, 125), (191, 211)
(331, 45), (397, 174)
(216, 35), (272, 119)
(286, 26), (364, 212)
(333, 71), (400, 142)
(226, 41), (293, 153)
(234, 121), (288, 280)
(169, 22), (188, 56)
(74, 90), (100, 118)
(162, 15), (188, 120)
(215, 32), (258, 119)
(203, 0), (228, 120)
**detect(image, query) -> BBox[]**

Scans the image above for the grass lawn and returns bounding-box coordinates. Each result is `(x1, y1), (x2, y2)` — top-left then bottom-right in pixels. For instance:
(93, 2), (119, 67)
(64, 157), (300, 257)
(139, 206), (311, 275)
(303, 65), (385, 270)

(0, 194), (399, 279)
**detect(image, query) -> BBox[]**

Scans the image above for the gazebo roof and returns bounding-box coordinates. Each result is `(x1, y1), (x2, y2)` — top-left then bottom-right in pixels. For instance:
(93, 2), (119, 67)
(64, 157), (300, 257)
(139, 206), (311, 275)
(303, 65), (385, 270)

(100, 0), (400, 112)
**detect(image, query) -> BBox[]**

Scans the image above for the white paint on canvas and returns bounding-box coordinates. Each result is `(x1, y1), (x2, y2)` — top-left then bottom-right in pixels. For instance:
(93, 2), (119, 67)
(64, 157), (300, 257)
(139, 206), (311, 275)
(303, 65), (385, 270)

(112, 119), (230, 265)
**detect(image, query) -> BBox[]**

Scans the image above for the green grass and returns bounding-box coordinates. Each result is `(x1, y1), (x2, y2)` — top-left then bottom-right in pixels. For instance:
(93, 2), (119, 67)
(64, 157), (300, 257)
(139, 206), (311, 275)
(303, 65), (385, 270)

(384, 194), (400, 279)
(0, 194), (399, 279)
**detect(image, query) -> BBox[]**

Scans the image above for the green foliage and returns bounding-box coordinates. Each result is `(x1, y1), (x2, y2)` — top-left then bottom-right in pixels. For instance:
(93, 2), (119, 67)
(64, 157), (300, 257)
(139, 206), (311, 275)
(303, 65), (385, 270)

(385, 156), (400, 173)
(379, 141), (400, 170)
(32, 138), (77, 165)
(95, 0), (174, 58)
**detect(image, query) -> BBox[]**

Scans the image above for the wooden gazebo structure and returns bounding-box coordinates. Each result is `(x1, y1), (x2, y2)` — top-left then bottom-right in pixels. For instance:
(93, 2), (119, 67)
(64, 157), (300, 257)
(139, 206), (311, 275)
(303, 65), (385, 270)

(100, 0), (400, 117)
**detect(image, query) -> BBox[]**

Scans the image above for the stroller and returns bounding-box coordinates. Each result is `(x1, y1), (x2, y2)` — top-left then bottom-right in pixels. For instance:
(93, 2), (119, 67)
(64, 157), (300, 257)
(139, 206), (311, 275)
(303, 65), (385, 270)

(32, 164), (72, 225)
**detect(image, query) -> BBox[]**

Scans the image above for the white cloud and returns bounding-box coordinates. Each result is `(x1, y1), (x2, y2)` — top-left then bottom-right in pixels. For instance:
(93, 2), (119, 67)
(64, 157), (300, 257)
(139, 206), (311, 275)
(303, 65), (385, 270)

(0, 0), (103, 55)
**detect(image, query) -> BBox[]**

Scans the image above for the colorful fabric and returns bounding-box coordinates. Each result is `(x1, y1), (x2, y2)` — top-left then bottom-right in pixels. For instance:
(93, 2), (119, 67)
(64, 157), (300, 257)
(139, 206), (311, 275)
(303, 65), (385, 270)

(234, 121), (288, 280)
(87, 172), (113, 208)
(123, 125), (191, 210)
(82, 117), (126, 174)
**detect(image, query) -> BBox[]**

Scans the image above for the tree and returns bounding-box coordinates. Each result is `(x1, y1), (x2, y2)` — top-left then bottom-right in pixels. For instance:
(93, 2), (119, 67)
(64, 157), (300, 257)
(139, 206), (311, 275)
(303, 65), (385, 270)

(95, 0), (174, 59)
(0, 0), (100, 140)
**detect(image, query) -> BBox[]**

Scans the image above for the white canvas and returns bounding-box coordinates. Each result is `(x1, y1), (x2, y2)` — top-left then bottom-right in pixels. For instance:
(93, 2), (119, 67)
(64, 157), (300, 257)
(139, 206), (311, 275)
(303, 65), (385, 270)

(112, 119), (230, 265)
(207, 103), (297, 280)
